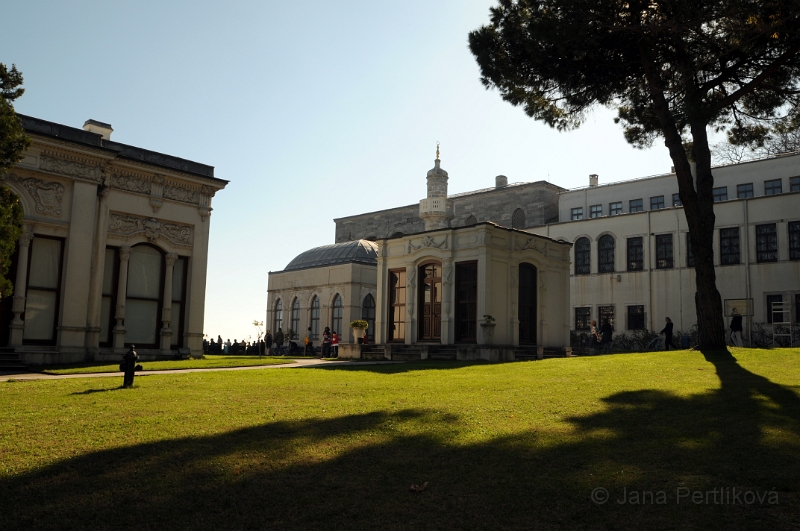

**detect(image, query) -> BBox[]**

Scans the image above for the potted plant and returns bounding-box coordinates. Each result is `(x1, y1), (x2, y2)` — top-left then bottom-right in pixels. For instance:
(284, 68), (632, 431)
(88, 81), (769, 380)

(350, 320), (369, 344)
(480, 315), (496, 344)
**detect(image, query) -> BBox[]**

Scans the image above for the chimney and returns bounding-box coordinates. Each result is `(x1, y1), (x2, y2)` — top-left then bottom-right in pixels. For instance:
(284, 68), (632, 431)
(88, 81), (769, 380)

(495, 175), (508, 188)
(589, 174), (598, 187)
(83, 119), (113, 140)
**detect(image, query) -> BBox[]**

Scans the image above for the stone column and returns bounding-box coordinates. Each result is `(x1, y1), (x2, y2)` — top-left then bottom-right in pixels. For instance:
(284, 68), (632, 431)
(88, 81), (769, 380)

(406, 265), (416, 345)
(8, 231), (34, 347)
(85, 186), (110, 358)
(160, 252), (178, 353)
(113, 245), (131, 353)
(441, 260), (453, 345)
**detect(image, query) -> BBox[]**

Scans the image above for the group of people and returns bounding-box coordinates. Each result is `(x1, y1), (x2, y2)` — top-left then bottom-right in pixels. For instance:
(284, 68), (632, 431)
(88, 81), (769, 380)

(204, 336), (267, 355)
(588, 320), (614, 353)
(303, 327), (340, 358)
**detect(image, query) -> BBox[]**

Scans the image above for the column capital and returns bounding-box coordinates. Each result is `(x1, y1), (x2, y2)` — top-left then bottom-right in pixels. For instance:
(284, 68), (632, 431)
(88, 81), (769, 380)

(165, 252), (178, 267)
(19, 232), (34, 247)
(119, 245), (131, 261)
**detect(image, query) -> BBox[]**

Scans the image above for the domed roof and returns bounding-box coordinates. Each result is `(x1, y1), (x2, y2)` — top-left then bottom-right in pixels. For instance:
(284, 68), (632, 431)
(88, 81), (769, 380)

(284, 239), (379, 271)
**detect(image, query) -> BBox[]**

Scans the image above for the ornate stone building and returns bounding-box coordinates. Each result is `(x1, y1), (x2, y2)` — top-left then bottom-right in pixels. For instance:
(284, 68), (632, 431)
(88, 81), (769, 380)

(1, 115), (227, 365)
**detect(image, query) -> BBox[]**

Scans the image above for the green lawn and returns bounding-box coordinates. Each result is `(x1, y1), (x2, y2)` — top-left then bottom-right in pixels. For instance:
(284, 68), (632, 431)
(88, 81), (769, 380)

(2, 348), (799, 530)
(38, 354), (301, 374)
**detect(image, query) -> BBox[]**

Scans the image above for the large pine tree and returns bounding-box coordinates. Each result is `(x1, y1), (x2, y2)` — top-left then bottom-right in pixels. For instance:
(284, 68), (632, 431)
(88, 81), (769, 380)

(469, 0), (800, 349)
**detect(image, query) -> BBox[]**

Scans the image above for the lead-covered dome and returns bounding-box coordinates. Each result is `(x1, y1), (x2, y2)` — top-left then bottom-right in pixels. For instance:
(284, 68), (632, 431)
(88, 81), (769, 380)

(284, 239), (379, 271)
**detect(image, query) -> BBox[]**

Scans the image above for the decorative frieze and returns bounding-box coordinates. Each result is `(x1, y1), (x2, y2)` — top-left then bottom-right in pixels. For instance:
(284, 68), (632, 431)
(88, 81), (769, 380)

(110, 174), (152, 195)
(163, 185), (201, 205)
(7, 173), (65, 217)
(108, 213), (193, 245)
(408, 235), (447, 253)
(40, 155), (102, 182)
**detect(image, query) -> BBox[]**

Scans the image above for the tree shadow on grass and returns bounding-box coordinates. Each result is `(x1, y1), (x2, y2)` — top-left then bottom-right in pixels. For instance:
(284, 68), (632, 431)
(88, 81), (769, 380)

(3, 353), (799, 530)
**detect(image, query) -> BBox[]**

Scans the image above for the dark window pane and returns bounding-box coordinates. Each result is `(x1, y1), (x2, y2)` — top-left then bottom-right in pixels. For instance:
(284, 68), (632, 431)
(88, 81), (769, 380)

(765, 179), (782, 195)
(737, 183), (754, 199)
(756, 224), (778, 262)
(599, 305), (615, 330)
(571, 207), (583, 221)
(713, 187), (728, 202)
(590, 205), (602, 218)
(627, 305), (645, 330)
(575, 307), (591, 330)
(650, 196), (664, 210)
(609, 202), (622, 215)
(598, 235), (615, 273)
(790, 221), (800, 260)
(766, 294), (784, 323)
(630, 199), (643, 213)
(672, 193), (682, 207)
(575, 238), (590, 275)
(455, 262), (477, 342)
(656, 234), (673, 269)
(627, 237), (643, 271)
(686, 233), (695, 267)
(720, 227), (740, 265)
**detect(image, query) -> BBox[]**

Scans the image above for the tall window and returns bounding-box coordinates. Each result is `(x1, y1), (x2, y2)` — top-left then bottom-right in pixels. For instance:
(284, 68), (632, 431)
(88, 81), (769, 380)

(387, 269), (406, 341)
(712, 187), (728, 202)
(590, 205), (602, 218)
(791, 176), (800, 192)
(720, 228), (740, 265)
(766, 294), (784, 324)
(737, 183), (754, 199)
(609, 202), (622, 215)
(650, 196), (665, 210)
(672, 193), (682, 206)
(656, 234), (673, 269)
(170, 257), (187, 348)
(756, 224), (778, 262)
(309, 296), (320, 340)
(571, 207), (583, 221)
(361, 294), (375, 342)
(274, 299), (283, 332)
(789, 221), (800, 260)
(291, 298), (300, 339)
(627, 237), (644, 271)
(575, 307), (591, 330)
(100, 247), (118, 347)
(512, 208), (526, 228)
(599, 306), (615, 330)
(455, 262), (477, 342)
(629, 199), (643, 213)
(627, 305), (645, 330)
(574, 237), (590, 275)
(686, 233), (695, 267)
(332, 294), (343, 337)
(125, 244), (163, 347)
(23, 236), (63, 344)
(518, 263), (538, 344)
(598, 235), (615, 273)
(765, 179), (782, 195)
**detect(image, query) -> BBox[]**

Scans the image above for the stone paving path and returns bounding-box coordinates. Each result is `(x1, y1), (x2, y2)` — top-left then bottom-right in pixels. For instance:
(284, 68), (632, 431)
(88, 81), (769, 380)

(0, 358), (403, 382)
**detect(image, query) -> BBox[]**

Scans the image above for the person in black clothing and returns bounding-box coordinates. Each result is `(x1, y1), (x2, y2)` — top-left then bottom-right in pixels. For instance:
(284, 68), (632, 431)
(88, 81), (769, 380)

(122, 345), (139, 387)
(730, 309), (743, 347)
(600, 320), (613, 353)
(660, 317), (674, 350)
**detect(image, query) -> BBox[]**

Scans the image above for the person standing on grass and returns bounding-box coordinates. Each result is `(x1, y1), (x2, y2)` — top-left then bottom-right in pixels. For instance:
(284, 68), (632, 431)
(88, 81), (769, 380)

(321, 327), (332, 358)
(224, 339), (231, 354)
(660, 317), (674, 350)
(590, 320), (600, 350)
(730, 309), (743, 347)
(305, 327), (314, 356)
(274, 328), (284, 355)
(265, 330), (273, 354)
(600, 320), (613, 354)
(331, 331), (339, 357)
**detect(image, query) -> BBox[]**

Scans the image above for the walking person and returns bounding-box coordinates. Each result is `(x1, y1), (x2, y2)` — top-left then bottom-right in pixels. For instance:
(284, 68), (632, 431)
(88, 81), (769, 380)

(321, 327), (332, 358)
(600, 319), (613, 354)
(331, 331), (339, 358)
(305, 327), (314, 356)
(730, 309), (743, 347)
(660, 317), (674, 350)
(274, 328), (285, 355)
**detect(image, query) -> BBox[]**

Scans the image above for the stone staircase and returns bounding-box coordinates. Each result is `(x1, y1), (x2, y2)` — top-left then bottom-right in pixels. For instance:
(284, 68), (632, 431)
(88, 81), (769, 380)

(387, 344), (423, 361)
(360, 345), (386, 360)
(0, 348), (27, 372)
(428, 345), (458, 361)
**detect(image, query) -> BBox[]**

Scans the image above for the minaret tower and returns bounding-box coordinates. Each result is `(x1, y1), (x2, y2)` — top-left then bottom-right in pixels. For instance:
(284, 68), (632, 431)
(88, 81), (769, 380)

(419, 143), (455, 230)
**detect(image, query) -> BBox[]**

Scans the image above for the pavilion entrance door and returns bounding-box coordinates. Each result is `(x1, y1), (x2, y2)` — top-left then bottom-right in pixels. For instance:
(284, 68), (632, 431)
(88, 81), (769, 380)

(518, 263), (537, 344)
(418, 262), (442, 342)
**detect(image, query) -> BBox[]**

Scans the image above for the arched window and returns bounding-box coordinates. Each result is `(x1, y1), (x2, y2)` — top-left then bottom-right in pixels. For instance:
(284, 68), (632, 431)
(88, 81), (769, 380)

(598, 235), (615, 273)
(575, 237), (590, 275)
(361, 294), (376, 342)
(331, 294), (343, 336)
(274, 299), (283, 332)
(291, 298), (300, 339)
(512, 208), (526, 229)
(465, 214), (477, 226)
(125, 244), (163, 347)
(309, 296), (320, 340)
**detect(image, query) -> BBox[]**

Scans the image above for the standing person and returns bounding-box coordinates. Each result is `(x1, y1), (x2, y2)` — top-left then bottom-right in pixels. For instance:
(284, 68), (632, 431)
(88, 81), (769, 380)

(660, 317), (674, 350)
(730, 309), (743, 347)
(274, 328), (284, 355)
(122, 345), (139, 388)
(321, 327), (332, 358)
(305, 327), (314, 356)
(224, 339), (231, 354)
(331, 331), (339, 358)
(265, 330), (273, 355)
(590, 320), (600, 350)
(600, 319), (613, 354)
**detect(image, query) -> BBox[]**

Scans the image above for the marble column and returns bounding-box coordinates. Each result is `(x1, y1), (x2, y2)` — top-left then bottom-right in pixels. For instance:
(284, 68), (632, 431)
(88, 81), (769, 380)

(160, 252), (178, 353)
(113, 245), (131, 353)
(8, 231), (34, 347)
(85, 186), (110, 358)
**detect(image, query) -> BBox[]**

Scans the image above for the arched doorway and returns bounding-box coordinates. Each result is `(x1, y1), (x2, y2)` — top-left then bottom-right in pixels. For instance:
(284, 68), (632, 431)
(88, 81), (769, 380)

(418, 261), (442, 342)
(518, 263), (537, 344)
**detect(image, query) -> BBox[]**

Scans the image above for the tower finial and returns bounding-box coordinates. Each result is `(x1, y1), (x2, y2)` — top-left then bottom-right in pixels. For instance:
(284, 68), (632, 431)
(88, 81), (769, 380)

(436, 141), (440, 161)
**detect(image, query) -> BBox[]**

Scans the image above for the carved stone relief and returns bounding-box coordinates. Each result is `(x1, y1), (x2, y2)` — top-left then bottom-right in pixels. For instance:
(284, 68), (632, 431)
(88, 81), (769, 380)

(164, 185), (201, 205)
(110, 174), (152, 195)
(108, 213), (193, 245)
(40, 155), (102, 182)
(8, 174), (65, 217)
(408, 235), (447, 253)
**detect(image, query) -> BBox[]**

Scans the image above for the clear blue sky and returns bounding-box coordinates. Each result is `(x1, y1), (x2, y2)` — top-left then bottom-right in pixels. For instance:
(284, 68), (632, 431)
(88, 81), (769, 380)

(4, 0), (674, 342)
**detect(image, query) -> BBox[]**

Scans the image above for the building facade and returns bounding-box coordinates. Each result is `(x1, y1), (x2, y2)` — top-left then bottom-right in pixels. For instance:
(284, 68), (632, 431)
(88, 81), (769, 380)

(1, 116), (227, 364)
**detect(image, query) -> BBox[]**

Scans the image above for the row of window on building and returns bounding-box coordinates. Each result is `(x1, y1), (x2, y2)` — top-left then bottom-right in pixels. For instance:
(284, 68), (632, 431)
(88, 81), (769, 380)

(573, 221), (800, 275)
(273, 294), (376, 342)
(571, 176), (800, 220)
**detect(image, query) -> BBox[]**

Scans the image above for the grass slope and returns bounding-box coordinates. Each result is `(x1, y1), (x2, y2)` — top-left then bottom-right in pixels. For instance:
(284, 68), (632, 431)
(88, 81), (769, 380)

(1, 348), (799, 530)
(38, 355), (299, 374)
